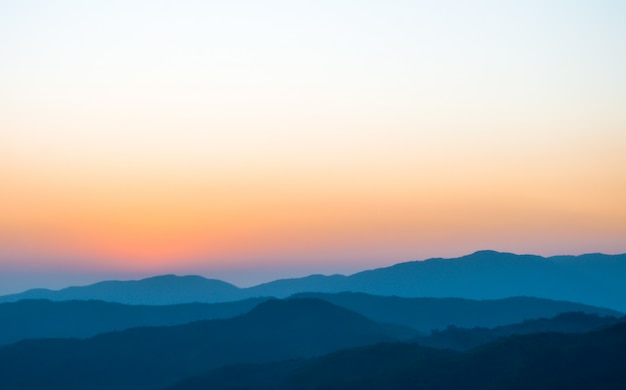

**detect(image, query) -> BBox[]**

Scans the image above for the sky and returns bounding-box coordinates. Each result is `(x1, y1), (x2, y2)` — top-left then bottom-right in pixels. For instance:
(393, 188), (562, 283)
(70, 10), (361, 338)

(1, 0), (626, 294)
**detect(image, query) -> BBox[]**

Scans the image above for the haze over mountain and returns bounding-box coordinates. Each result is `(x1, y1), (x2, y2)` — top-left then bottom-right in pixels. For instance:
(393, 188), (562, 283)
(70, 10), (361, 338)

(0, 298), (415, 390)
(0, 298), (269, 346)
(1, 294), (617, 347)
(3, 251), (626, 311)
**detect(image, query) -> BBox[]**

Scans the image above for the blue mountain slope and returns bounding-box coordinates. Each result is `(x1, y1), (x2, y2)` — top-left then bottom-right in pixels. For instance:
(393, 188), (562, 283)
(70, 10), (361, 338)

(250, 251), (626, 311)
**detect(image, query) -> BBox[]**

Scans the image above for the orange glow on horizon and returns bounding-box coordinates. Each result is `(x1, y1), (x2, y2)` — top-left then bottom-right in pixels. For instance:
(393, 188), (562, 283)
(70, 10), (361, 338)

(2, 147), (625, 272)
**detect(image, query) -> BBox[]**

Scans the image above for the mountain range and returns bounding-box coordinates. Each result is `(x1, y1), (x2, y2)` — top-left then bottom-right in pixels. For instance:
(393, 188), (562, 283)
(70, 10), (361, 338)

(2, 250), (626, 311)
(0, 293), (618, 346)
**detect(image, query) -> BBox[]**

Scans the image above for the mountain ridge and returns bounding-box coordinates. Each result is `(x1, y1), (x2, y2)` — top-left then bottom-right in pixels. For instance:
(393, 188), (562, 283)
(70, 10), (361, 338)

(2, 250), (626, 310)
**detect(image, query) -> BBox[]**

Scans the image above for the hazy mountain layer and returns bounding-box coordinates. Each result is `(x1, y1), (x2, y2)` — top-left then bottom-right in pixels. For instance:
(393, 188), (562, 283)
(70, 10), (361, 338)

(0, 298), (269, 346)
(2, 251), (625, 311)
(0, 294), (618, 346)
(0, 298), (415, 390)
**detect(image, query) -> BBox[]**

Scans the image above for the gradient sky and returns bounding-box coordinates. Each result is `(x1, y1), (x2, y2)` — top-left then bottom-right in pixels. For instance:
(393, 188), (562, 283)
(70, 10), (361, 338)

(1, 1), (626, 294)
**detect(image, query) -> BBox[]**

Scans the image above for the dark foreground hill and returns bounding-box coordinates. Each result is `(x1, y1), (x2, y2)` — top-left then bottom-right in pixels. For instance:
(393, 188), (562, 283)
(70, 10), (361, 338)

(2, 251), (625, 311)
(0, 298), (415, 390)
(167, 322), (626, 390)
(0, 298), (269, 346)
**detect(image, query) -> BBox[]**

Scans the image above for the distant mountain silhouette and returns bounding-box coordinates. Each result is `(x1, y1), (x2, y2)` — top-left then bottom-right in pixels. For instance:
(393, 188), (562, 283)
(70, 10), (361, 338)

(0, 298), (269, 346)
(251, 251), (626, 311)
(290, 292), (620, 331)
(0, 298), (416, 390)
(2, 251), (625, 311)
(0, 275), (245, 305)
(166, 322), (626, 390)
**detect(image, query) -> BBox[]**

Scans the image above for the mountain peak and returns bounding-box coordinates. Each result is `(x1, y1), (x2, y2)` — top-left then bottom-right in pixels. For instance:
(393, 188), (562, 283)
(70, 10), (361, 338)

(140, 274), (231, 285)
(469, 250), (505, 256)
(246, 298), (360, 320)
